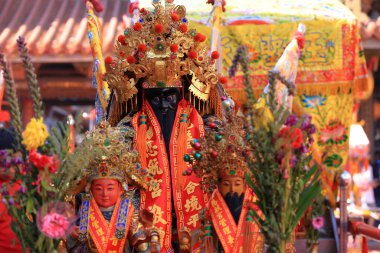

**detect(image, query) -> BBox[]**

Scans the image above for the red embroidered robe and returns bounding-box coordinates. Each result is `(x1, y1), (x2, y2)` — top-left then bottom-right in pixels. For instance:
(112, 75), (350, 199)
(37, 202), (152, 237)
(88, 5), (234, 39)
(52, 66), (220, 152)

(132, 100), (207, 252)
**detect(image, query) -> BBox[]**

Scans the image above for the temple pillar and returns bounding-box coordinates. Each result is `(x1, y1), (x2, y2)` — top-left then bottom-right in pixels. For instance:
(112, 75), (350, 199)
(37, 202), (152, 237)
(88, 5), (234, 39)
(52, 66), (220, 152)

(21, 98), (34, 126)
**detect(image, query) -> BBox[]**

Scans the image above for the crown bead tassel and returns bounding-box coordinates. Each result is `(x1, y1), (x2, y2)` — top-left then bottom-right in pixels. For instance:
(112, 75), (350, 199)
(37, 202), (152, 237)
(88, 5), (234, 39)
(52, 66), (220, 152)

(194, 152), (202, 160)
(215, 133), (222, 142)
(154, 23), (164, 33)
(171, 12), (180, 21)
(193, 142), (201, 150)
(138, 44), (147, 52)
(138, 114), (147, 125)
(117, 35), (127, 45)
(179, 113), (188, 123)
(179, 23), (188, 33)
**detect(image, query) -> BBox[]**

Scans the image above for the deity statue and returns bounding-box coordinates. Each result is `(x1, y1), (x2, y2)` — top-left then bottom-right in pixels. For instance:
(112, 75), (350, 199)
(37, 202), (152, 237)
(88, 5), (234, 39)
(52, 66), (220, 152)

(66, 122), (160, 253)
(85, 0), (228, 251)
(184, 115), (265, 253)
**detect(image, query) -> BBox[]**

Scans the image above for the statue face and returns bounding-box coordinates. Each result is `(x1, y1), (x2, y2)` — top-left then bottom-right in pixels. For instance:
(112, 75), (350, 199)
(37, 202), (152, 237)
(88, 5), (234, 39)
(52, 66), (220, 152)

(90, 179), (122, 208)
(218, 176), (245, 197)
(146, 88), (180, 114)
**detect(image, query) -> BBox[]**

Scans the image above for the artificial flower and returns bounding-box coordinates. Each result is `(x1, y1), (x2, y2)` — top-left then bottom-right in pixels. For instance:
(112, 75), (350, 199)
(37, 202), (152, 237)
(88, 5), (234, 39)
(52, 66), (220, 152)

(37, 202), (75, 239)
(285, 114), (298, 127)
(22, 117), (49, 150)
(290, 128), (303, 149)
(278, 126), (303, 149)
(312, 216), (325, 230)
(32, 177), (42, 194)
(29, 149), (60, 173)
(40, 213), (70, 239)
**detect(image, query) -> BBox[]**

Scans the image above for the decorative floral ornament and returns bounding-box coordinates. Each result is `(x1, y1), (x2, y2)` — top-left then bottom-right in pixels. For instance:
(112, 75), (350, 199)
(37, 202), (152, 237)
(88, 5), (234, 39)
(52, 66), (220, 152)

(312, 216), (325, 230)
(322, 154), (343, 169)
(278, 126), (304, 149)
(318, 120), (347, 145)
(301, 94), (327, 109)
(37, 202), (75, 239)
(29, 149), (60, 173)
(22, 117), (49, 150)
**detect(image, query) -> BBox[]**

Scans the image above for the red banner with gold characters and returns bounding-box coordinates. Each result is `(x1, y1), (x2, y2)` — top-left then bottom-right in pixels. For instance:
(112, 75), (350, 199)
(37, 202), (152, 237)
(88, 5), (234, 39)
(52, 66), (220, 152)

(88, 197), (133, 253)
(132, 99), (207, 252)
(209, 188), (260, 253)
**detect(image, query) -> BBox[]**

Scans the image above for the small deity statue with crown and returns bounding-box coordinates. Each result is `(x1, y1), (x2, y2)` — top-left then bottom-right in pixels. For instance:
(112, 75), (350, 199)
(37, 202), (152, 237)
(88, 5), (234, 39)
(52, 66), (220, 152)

(184, 115), (265, 253)
(66, 122), (160, 253)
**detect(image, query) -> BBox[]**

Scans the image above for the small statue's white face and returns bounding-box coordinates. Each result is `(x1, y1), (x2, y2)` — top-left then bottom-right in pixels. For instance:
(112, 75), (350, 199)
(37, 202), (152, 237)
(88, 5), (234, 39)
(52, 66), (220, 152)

(218, 176), (245, 197)
(90, 179), (122, 208)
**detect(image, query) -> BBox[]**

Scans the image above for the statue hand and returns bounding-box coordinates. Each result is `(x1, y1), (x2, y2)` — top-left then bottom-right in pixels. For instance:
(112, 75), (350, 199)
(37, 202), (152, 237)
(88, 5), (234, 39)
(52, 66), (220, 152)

(179, 230), (191, 253)
(149, 241), (161, 253)
(70, 226), (80, 239)
(149, 231), (160, 253)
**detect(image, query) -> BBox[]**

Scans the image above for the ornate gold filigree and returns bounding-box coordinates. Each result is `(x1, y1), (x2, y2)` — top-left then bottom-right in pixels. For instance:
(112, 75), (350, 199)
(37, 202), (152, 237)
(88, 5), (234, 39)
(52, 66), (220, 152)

(105, 0), (223, 114)
(81, 121), (148, 189)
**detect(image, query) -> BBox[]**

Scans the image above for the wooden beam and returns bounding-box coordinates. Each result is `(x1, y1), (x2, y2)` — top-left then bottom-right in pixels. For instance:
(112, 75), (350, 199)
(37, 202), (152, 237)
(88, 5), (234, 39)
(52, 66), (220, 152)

(13, 77), (96, 100)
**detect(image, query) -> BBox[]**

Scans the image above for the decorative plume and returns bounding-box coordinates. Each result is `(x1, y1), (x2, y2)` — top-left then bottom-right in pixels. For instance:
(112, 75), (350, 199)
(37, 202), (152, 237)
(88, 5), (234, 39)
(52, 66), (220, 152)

(228, 46), (256, 104)
(17, 36), (44, 119)
(88, 0), (104, 13)
(0, 53), (23, 150)
(267, 70), (296, 111)
(264, 23), (305, 112)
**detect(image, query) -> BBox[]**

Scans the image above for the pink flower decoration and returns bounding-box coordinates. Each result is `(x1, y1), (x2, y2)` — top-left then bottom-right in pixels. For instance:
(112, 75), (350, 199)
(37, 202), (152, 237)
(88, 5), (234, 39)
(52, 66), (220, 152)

(312, 216), (325, 230)
(37, 202), (75, 239)
(40, 213), (70, 239)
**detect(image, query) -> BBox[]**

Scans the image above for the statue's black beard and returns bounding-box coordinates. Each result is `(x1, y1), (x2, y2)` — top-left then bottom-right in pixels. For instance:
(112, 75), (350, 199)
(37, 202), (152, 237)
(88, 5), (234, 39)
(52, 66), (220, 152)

(224, 192), (244, 224)
(153, 106), (177, 156)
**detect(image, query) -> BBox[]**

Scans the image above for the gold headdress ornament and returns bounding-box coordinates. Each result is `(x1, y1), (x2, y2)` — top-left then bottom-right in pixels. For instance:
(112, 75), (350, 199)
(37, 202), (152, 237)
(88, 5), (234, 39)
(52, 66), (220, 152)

(184, 114), (250, 194)
(79, 121), (148, 190)
(104, 0), (225, 123)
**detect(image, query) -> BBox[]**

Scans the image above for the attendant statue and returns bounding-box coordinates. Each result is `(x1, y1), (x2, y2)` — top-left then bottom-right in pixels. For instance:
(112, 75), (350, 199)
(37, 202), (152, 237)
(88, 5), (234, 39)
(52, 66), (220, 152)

(66, 122), (160, 253)
(185, 115), (265, 253)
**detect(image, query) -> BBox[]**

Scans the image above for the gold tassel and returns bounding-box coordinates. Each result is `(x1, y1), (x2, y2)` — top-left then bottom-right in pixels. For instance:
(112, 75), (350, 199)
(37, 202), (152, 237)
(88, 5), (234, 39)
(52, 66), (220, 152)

(108, 100), (122, 126)
(177, 106), (189, 188)
(243, 211), (255, 253)
(136, 112), (147, 169)
(209, 88), (223, 118)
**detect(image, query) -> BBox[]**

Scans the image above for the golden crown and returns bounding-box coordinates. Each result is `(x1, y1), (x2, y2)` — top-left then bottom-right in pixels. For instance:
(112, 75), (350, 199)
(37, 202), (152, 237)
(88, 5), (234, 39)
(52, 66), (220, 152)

(104, 0), (224, 119)
(184, 114), (250, 194)
(81, 121), (148, 189)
